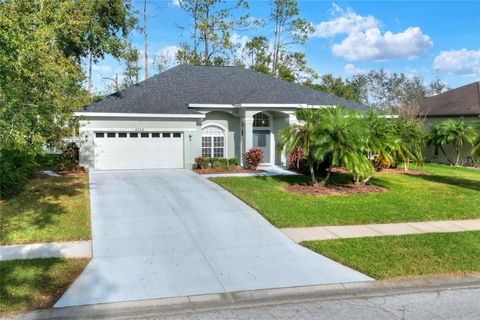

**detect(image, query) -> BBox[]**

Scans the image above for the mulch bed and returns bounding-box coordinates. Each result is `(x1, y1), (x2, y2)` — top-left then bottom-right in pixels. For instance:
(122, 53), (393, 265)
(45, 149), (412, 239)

(378, 168), (430, 175)
(285, 183), (387, 196)
(194, 167), (264, 175)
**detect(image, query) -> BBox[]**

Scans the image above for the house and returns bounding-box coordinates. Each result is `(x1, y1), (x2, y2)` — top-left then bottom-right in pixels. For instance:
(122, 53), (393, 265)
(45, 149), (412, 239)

(418, 81), (480, 164)
(75, 64), (365, 170)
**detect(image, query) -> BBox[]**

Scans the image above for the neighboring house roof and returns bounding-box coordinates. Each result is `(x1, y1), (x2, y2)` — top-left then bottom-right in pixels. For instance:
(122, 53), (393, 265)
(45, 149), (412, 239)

(417, 81), (480, 117)
(79, 64), (366, 114)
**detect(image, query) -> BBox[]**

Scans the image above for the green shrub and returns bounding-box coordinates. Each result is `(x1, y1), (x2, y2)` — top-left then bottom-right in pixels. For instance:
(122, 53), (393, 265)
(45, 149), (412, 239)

(0, 149), (38, 198)
(212, 161), (227, 170)
(228, 158), (239, 166)
(36, 154), (61, 170)
(203, 157), (228, 168)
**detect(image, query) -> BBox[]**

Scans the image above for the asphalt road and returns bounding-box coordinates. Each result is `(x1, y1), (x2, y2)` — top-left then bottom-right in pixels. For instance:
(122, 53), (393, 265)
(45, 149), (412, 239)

(149, 287), (480, 320)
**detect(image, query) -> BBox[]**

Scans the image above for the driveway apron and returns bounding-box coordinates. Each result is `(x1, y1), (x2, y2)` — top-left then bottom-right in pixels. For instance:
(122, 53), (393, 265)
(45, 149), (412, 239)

(55, 170), (371, 307)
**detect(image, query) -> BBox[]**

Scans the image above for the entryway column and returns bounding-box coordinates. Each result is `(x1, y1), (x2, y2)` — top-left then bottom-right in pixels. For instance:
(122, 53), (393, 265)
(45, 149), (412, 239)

(243, 117), (254, 152)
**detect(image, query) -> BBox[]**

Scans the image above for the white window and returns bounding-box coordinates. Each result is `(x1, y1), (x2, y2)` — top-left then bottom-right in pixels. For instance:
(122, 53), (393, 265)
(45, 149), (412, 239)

(253, 112), (269, 127)
(202, 126), (225, 158)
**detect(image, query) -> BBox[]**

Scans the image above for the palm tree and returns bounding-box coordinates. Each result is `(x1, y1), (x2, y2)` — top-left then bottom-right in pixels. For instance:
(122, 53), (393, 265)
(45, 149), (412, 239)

(278, 109), (322, 185)
(429, 118), (476, 166)
(428, 123), (453, 163)
(364, 110), (398, 171)
(314, 107), (372, 184)
(473, 137), (480, 164)
(394, 115), (425, 171)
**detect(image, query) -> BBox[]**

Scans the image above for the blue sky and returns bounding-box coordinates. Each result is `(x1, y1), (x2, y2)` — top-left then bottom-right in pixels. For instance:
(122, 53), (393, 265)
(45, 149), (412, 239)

(90, 0), (480, 94)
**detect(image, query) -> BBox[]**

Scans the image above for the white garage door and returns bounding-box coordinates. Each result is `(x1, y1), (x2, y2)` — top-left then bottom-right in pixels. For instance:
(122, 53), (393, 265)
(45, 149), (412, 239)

(94, 132), (184, 170)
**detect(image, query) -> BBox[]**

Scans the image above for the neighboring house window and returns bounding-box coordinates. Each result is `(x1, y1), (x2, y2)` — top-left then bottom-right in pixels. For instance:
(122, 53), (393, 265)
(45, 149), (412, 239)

(434, 146), (439, 156)
(202, 126), (225, 158)
(253, 112), (269, 127)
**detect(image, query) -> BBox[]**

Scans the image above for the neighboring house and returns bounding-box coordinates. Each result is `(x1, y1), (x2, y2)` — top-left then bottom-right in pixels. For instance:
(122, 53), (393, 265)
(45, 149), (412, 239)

(75, 64), (365, 170)
(418, 81), (480, 165)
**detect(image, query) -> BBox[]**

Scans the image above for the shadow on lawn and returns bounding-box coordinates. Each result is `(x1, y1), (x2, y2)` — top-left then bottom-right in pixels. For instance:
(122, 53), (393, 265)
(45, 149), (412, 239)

(407, 173), (480, 192)
(0, 175), (86, 243)
(0, 258), (89, 312)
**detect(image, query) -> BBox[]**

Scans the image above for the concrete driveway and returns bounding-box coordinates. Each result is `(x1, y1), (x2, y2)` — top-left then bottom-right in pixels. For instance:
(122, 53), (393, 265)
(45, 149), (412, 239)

(55, 170), (371, 307)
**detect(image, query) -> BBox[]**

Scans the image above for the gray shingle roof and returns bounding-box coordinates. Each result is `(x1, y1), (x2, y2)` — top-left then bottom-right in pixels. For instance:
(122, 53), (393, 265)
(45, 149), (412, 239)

(418, 81), (480, 117)
(80, 64), (366, 114)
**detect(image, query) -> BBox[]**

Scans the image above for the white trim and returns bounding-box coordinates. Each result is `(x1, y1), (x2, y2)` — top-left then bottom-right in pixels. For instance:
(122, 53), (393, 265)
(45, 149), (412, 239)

(74, 112), (206, 119)
(201, 123), (228, 132)
(240, 103), (306, 108)
(189, 104), (238, 108)
(84, 128), (198, 132)
(381, 115), (399, 118)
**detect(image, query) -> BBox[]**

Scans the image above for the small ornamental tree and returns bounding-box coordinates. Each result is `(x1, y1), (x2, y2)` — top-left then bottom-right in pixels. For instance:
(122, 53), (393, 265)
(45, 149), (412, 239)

(394, 115), (426, 171)
(428, 118), (476, 166)
(243, 148), (263, 170)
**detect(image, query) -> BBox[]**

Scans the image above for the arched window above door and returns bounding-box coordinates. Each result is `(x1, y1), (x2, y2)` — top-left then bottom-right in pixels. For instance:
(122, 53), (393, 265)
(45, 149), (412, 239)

(202, 125), (225, 158)
(253, 112), (270, 127)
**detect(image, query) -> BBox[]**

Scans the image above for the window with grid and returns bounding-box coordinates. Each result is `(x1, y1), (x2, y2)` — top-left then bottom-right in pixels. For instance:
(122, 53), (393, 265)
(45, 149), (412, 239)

(253, 112), (269, 127)
(202, 126), (225, 158)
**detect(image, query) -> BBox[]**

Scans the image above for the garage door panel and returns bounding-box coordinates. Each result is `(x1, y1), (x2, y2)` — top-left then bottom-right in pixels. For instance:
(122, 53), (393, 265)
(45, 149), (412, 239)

(94, 133), (184, 170)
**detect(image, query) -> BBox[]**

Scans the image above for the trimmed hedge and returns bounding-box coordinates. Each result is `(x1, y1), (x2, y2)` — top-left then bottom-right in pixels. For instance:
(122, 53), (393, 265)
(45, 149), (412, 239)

(196, 157), (240, 169)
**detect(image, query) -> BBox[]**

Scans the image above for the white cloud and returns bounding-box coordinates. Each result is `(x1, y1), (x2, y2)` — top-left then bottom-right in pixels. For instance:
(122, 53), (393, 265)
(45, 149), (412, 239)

(344, 63), (364, 75)
(171, 0), (180, 7)
(314, 4), (379, 38)
(313, 5), (433, 61)
(92, 64), (113, 72)
(332, 27), (433, 61)
(154, 45), (180, 71)
(434, 49), (480, 76)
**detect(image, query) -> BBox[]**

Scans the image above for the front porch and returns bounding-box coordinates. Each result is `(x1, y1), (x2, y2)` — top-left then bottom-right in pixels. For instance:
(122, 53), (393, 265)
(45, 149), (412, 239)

(198, 108), (298, 166)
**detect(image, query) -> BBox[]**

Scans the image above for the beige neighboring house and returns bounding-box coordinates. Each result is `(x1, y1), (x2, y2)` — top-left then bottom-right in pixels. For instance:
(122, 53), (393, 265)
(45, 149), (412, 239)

(418, 81), (480, 165)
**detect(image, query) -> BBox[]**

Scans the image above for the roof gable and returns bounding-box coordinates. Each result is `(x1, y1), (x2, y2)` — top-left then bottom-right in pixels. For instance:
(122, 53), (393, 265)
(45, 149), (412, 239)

(418, 81), (480, 117)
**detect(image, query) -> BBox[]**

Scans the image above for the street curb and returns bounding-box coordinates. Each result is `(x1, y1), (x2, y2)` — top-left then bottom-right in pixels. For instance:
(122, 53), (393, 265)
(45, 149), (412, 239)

(5, 273), (480, 320)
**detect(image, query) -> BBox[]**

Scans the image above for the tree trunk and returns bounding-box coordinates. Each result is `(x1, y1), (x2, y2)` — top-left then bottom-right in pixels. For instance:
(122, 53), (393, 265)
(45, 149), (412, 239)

(319, 166), (333, 186)
(455, 147), (460, 166)
(144, 0), (148, 79)
(309, 165), (317, 185)
(203, 7), (209, 65)
(88, 49), (92, 101)
(403, 159), (409, 171)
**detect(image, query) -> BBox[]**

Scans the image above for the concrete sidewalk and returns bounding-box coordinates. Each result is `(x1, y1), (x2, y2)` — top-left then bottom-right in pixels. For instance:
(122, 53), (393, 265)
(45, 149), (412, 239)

(0, 241), (92, 261)
(281, 219), (480, 242)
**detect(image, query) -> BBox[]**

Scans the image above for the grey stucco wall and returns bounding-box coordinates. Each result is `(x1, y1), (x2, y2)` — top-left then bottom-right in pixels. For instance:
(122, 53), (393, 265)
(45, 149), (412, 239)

(78, 117), (201, 169)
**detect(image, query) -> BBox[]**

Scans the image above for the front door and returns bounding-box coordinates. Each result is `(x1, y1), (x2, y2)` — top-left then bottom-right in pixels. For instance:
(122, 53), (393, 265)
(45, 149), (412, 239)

(253, 130), (270, 163)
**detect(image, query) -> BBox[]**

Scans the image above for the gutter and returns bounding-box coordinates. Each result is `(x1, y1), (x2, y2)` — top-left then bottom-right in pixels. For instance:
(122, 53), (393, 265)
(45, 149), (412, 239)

(74, 112), (205, 119)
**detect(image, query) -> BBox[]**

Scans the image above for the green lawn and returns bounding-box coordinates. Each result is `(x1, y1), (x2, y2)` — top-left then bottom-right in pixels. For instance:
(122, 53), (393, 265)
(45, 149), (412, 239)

(0, 258), (89, 313)
(0, 174), (91, 245)
(304, 231), (480, 279)
(211, 163), (480, 227)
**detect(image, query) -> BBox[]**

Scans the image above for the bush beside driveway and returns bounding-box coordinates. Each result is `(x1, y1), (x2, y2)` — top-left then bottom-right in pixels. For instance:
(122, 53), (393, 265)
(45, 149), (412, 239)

(211, 163), (480, 228)
(0, 174), (91, 245)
